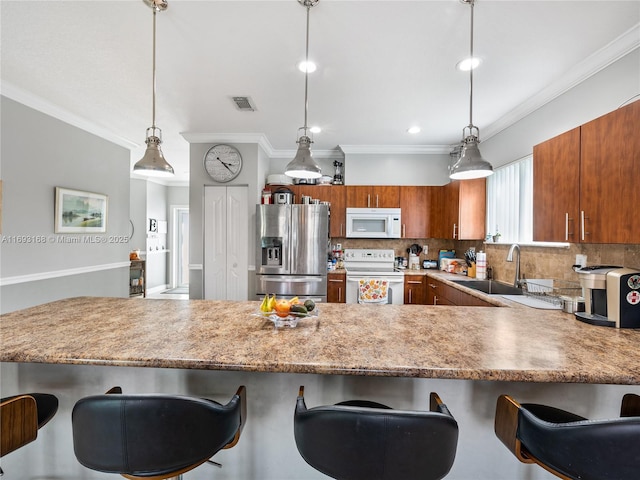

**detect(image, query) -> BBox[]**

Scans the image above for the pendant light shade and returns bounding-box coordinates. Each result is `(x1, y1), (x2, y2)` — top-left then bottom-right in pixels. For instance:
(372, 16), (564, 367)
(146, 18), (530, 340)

(287, 133), (321, 178)
(285, 0), (322, 180)
(133, 0), (174, 177)
(135, 127), (174, 177)
(450, 0), (492, 180)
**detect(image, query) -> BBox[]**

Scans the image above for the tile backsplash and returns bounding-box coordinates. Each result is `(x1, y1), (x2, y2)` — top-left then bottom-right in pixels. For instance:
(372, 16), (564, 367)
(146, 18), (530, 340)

(335, 238), (640, 284)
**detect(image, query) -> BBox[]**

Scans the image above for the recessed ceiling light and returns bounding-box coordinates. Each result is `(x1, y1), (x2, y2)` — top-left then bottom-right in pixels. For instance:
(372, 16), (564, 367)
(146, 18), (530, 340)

(298, 60), (317, 73)
(407, 126), (421, 134)
(456, 57), (482, 71)
(309, 126), (321, 134)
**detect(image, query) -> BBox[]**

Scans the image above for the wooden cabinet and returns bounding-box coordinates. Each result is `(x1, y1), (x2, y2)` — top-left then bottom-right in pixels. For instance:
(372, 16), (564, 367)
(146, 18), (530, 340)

(533, 128), (581, 242)
(346, 186), (399, 208)
(426, 278), (453, 305)
(404, 274), (427, 304)
(291, 185), (346, 238)
(533, 100), (640, 243)
(129, 260), (146, 297)
(400, 186), (431, 238)
(431, 179), (486, 240)
(327, 271), (346, 303)
(579, 100), (640, 243)
(426, 277), (493, 306)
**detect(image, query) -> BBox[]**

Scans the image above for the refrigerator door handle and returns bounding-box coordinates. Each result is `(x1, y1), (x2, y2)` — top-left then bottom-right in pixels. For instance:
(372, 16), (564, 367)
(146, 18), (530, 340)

(262, 276), (325, 283)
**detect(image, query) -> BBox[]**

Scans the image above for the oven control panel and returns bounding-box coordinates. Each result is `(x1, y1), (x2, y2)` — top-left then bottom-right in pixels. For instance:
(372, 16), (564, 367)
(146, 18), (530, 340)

(343, 249), (395, 261)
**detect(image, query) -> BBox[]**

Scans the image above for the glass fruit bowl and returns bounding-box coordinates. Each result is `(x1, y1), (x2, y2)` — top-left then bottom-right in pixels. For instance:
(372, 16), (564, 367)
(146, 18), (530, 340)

(253, 308), (319, 328)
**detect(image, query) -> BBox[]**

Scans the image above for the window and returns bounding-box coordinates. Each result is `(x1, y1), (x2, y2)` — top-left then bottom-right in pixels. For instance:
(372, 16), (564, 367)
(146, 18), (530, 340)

(486, 156), (533, 243)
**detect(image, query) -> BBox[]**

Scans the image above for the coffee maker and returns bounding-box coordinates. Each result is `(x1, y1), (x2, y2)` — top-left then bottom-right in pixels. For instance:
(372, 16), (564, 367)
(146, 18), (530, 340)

(576, 266), (640, 328)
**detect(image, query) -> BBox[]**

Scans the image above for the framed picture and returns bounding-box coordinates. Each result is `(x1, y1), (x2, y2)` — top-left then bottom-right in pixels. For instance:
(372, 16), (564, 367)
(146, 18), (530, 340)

(55, 187), (108, 233)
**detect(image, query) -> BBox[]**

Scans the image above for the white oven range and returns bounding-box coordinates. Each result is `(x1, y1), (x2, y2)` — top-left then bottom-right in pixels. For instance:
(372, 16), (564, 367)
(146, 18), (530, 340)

(343, 249), (404, 304)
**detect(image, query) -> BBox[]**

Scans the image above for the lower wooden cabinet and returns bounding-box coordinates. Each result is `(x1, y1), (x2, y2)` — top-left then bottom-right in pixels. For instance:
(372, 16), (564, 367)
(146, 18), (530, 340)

(426, 277), (492, 306)
(327, 271), (346, 303)
(404, 274), (427, 304)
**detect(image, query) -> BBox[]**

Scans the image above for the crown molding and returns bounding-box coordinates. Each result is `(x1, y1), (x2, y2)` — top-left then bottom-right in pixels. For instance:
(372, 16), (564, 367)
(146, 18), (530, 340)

(1, 81), (139, 150)
(180, 132), (276, 156)
(338, 145), (452, 155)
(482, 23), (640, 141)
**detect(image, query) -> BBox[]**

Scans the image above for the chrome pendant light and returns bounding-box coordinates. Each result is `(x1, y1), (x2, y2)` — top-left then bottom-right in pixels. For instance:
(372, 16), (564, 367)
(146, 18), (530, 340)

(450, 0), (493, 180)
(133, 0), (174, 177)
(285, 0), (322, 180)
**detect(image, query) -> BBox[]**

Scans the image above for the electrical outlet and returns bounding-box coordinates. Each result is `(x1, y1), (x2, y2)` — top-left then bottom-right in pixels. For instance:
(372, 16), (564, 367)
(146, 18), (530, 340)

(422, 245), (428, 256)
(576, 254), (587, 268)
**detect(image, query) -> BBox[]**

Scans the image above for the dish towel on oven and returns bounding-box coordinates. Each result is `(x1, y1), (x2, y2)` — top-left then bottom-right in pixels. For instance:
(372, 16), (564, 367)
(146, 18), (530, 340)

(358, 279), (389, 304)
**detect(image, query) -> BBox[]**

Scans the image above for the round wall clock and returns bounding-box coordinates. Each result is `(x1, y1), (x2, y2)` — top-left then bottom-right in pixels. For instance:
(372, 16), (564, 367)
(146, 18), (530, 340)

(204, 144), (243, 182)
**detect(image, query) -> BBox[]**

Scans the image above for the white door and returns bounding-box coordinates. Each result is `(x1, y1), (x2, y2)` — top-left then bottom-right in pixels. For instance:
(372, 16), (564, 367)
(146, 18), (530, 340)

(204, 186), (249, 300)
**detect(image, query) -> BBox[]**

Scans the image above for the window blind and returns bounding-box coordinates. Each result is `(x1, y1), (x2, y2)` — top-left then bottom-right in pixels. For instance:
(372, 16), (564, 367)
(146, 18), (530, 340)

(486, 156), (533, 243)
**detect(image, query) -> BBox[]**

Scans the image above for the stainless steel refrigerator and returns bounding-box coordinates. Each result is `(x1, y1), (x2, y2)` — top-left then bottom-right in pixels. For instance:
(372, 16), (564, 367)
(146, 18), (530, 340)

(256, 204), (329, 302)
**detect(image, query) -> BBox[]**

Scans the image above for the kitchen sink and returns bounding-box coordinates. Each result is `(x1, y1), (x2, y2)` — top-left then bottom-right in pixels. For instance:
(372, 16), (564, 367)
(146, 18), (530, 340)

(452, 280), (524, 296)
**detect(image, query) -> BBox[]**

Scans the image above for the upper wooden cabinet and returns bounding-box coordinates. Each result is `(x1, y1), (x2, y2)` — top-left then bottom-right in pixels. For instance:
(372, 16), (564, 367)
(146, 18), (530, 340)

(533, 100), (640, 243)
(294, 185), (346, 237)
(579, 100), (640, 243)
(346, 186), (399, 208)
(399, 186), (432, 238)
(533, 127), (581, 242)
(431, 179), (486, 240)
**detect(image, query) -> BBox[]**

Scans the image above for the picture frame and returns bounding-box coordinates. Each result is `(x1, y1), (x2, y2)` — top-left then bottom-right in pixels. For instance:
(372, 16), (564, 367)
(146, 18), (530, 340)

(55, 187), (108, 233)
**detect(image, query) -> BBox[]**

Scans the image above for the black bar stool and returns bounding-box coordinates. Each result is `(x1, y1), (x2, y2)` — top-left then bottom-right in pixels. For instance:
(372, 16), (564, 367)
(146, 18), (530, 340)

(495, 393), (640, 480)
(72, 386), (246, 479)
(0, 393), (59, 475)
(294, 386), (458, 480)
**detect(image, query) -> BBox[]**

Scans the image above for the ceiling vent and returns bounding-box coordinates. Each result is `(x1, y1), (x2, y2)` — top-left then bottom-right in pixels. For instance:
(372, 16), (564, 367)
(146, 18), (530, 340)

(232, 96), (256, 111)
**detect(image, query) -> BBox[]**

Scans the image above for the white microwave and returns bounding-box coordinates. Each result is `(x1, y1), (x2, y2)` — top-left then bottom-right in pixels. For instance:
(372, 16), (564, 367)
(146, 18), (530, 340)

(345, 208), (402, 238)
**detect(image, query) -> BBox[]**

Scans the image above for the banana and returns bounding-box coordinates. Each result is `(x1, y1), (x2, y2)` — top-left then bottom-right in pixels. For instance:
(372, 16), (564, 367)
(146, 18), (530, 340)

(268, 294), (277, 311)
(289, 296), (299, 305)
(260, 295), (270, 312)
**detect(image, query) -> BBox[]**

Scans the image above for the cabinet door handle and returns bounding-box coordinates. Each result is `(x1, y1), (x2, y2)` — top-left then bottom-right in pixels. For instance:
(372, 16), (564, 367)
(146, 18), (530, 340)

(340, 223), (343, 236)
(429, 283), (437, 289)
(453, 224), (458, 239)
(565, 212), (569, 241)
(329, 279), (344, 283)
(402, 224), (406, 238)
(367, 194), (371, 208)
(409, 289), (412, 304)
(338, 287), (342, 302)
(434, 296), (438, 305)
(376, 195), (379, 208)
(408, 280), (421, 284)
(581, 211), (589, 241)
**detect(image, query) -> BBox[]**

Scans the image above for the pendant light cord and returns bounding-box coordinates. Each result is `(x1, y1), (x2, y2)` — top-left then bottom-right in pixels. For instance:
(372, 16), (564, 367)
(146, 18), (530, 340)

(152, 6), (157, 130)
(468, 0), (474, 131)
(303, 3), (310, 135)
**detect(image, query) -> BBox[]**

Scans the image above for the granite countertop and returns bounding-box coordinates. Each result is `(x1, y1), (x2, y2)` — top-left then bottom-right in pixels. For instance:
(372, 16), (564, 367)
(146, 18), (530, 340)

(2, 295), (639, 384)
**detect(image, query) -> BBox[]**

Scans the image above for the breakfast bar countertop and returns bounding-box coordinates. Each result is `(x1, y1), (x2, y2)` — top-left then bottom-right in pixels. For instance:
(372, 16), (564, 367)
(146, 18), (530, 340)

(2, 296), (639, 385)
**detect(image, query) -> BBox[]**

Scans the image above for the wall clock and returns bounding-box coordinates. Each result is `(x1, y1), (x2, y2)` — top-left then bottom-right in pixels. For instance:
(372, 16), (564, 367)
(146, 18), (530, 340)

(204, 144), (243, 183)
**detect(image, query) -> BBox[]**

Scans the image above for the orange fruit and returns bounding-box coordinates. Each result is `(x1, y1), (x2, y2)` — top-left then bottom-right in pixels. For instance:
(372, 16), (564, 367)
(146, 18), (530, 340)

(274, 299), (291, 318)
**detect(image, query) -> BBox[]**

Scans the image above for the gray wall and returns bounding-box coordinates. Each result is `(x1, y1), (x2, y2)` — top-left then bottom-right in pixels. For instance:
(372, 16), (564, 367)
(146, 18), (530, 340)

(0, 97), (130, 313)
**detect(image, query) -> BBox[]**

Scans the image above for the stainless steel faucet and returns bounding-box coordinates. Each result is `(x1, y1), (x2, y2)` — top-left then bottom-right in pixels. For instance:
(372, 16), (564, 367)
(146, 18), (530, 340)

(506, 244), (521, 288)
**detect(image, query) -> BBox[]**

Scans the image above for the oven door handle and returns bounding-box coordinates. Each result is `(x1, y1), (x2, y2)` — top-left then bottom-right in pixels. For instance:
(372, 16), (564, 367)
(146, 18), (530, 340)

(347, 277), (404, 284)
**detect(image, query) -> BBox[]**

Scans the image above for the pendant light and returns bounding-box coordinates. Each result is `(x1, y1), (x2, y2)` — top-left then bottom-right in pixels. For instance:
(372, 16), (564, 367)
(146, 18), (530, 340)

(285, 0), (322, 180)
(133, 0), (174, 177)
(450, 0), (493, 180)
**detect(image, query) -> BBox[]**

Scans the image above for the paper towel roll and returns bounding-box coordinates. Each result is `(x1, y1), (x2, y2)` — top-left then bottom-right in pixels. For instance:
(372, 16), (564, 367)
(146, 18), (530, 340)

(476, 252), (487, 280)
